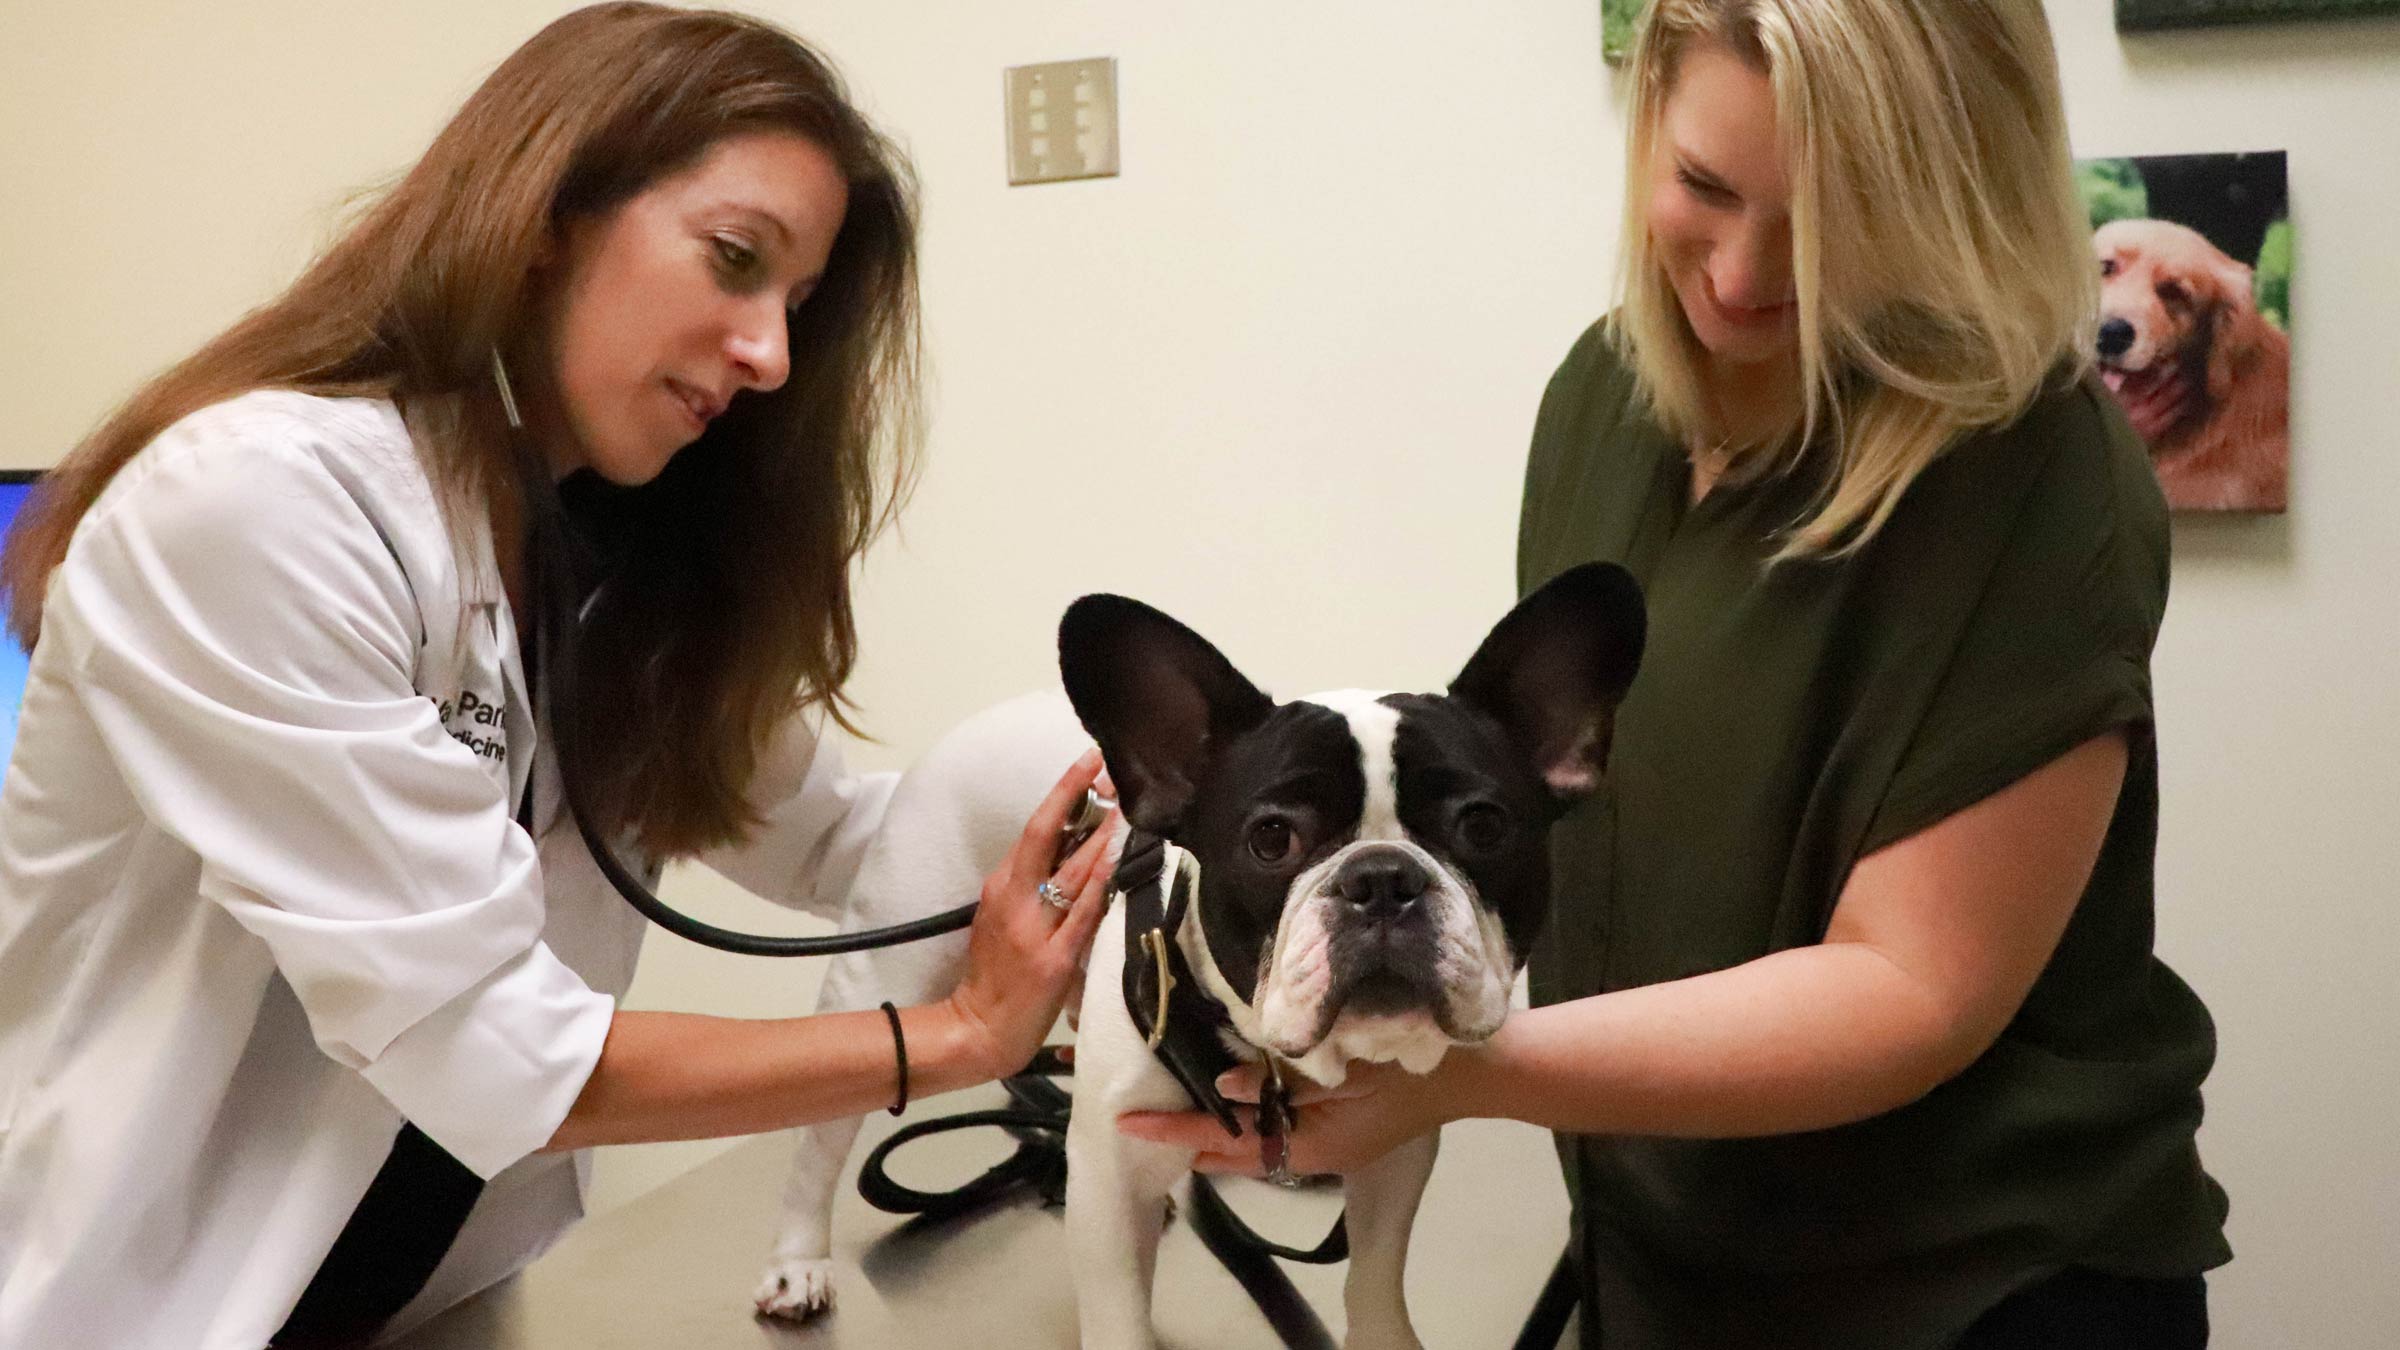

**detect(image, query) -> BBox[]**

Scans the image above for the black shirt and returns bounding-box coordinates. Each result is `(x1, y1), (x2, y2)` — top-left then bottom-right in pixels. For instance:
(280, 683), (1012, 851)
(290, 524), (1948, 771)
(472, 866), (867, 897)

(1516, 322), (2230, 1349)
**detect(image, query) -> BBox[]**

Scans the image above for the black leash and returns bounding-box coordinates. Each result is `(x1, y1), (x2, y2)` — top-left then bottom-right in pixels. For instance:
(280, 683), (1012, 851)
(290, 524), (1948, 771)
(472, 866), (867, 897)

(856, 1054), (1075, 1218)
(1513, 1247), (1582, 1350)
(854, 1053), (1351, 1350)
(1183, 1174), (1341, 1350)
(862, 1090), (1577, 1350)
(855, 830), (1351, 1347)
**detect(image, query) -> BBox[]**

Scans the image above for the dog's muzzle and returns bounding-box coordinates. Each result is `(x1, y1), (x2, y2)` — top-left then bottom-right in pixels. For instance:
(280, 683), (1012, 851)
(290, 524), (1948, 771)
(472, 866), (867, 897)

(1256, 838), (1513, 1065)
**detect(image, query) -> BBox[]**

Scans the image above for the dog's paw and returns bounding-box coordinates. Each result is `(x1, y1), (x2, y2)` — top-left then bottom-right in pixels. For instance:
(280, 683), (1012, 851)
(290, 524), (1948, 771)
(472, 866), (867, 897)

(752, 1257), (838, 1321)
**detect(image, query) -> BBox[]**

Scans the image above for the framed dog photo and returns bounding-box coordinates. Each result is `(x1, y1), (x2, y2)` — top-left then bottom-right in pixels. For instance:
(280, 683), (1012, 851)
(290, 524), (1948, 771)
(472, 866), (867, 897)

(2118, 0), (2400, 31)
(2078, 151), (2292, 513)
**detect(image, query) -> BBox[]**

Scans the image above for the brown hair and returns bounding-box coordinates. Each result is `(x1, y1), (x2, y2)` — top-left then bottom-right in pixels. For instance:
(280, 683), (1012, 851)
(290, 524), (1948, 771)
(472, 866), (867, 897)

(0, 2), (922, 856)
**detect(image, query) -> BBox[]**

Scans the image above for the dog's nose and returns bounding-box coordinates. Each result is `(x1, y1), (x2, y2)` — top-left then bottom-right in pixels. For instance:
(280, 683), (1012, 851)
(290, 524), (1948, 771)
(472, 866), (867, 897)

(1334, 848), (1431, 917)
(2097, 317), (2135, 360)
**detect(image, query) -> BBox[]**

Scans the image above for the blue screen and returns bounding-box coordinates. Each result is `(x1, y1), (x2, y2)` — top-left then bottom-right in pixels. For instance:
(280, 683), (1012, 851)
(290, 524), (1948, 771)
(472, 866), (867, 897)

(0, 477), (33, 779)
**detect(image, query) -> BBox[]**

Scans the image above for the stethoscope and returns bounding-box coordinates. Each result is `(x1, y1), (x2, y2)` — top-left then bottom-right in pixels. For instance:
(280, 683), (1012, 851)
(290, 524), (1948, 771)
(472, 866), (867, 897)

(494, 351), (1106, 957)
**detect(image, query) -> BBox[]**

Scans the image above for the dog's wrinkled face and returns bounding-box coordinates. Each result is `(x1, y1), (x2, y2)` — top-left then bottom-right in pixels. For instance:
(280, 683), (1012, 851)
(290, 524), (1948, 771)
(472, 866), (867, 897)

(1059, 563), (1645, 1077)
(1170, 687), (1559, 1069)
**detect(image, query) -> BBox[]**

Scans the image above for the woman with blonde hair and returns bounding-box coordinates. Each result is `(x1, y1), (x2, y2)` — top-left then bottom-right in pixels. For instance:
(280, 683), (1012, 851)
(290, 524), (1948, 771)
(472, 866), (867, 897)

(0, 6), (1116, 1346)
(1123, 3), (2228, 1345)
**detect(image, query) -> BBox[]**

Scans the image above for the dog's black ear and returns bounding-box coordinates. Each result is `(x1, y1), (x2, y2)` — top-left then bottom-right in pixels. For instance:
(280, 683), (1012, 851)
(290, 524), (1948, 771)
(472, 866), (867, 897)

(1059, 595), (1273, 834)
(1449, 562), (1646, 802)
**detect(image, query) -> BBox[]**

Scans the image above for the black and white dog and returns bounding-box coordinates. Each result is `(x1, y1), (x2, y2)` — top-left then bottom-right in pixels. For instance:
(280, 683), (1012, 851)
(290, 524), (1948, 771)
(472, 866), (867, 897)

(755, 563), (1643, 1348)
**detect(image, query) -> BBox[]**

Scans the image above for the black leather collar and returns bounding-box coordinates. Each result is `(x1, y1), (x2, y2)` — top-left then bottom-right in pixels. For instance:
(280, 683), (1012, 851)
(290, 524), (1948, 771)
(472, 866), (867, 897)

(1116, 831), (1292, 1142)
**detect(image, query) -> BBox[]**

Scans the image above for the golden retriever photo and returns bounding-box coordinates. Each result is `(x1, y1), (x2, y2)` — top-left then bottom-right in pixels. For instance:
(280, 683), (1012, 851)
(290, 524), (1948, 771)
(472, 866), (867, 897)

(2080, 152), (2292, 514)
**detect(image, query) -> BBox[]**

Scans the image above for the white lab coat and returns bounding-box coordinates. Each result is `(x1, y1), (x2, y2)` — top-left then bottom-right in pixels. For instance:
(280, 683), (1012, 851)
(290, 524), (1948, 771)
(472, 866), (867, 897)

(0, 391), (895, 1348)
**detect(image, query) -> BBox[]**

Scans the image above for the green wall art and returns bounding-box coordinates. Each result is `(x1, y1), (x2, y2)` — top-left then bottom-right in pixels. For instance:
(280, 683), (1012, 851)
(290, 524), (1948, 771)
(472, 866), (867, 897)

(1604, 0), (1649, 62)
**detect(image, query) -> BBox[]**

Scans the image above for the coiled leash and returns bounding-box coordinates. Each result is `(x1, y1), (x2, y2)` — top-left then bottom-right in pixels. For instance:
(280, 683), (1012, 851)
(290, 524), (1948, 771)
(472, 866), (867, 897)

(855, 830), (1351, 1350)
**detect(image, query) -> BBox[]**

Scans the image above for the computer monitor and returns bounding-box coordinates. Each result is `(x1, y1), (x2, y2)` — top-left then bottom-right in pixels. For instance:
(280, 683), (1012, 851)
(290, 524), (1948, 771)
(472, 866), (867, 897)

(0, 470), (38, 779)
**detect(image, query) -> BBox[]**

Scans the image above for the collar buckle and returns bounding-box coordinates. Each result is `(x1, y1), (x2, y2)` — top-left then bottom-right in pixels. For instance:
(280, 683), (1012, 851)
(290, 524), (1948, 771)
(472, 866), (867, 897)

(1141, 926), (1177, 1051)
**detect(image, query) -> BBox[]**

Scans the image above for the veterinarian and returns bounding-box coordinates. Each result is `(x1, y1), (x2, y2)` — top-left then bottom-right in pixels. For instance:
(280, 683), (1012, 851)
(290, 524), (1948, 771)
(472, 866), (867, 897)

(0, 7), (1116, 1347)
(1122, 3), (2228, 1346)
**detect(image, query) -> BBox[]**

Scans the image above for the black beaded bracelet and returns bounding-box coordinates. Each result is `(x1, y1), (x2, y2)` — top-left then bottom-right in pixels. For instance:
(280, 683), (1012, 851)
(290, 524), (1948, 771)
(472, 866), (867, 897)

(879, 1001), (908, 1117)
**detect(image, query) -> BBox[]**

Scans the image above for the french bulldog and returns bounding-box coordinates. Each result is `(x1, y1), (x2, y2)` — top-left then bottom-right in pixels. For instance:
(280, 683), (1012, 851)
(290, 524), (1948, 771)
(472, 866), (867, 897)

(755, 563), (1643, 1348)
(1057, 562), (1641, 1347)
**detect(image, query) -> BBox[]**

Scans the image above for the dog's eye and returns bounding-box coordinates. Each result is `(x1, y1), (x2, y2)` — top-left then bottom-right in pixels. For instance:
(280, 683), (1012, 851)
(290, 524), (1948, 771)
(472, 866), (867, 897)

(1246, 817), (1301, 866)
(2156, 279), (2189, 306)
(1455, 803), (1511, 854)
(2099, 257), (2118, 279)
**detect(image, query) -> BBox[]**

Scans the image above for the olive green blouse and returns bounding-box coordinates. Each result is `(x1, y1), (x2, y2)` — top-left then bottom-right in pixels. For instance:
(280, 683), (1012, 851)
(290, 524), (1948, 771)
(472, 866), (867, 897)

(1517, 321), (2230, 1349)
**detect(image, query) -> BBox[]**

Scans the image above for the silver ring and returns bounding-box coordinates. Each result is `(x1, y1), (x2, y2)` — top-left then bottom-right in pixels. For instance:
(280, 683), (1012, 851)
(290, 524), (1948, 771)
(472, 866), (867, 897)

(1265, 1160), (1304, 1189)
(1036, 879), (1073, 911)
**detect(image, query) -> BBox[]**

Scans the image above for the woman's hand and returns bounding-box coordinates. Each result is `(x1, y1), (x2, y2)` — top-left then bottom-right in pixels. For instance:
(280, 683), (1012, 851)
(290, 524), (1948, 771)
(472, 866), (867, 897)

(1115, 1059), (1455, 1178)
(940, 749), (1122, 1081)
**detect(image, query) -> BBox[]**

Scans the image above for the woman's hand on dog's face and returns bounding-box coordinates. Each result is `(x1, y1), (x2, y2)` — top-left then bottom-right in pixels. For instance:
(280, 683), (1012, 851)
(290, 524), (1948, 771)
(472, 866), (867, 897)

(1114, 1060), (1455, 1178)
(942, 749), (1121, 1082)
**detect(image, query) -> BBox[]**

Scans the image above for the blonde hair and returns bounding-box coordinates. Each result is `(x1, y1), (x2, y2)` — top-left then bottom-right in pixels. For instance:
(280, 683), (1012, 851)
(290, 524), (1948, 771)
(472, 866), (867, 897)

(1617, 0), (2095, 558)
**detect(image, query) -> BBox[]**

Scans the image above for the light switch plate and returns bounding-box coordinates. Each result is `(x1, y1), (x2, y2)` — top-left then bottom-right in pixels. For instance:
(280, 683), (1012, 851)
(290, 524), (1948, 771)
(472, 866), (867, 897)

(1004, 58), (1119, 186)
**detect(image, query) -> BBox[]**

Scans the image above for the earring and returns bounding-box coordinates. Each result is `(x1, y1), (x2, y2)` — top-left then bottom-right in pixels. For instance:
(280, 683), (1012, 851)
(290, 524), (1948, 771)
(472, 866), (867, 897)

(490, 348), (525, 431)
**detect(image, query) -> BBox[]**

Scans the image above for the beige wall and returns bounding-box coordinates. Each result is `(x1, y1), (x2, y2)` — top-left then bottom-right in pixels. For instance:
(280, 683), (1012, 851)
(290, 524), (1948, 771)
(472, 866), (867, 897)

(6, 4), (2396, 1345)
